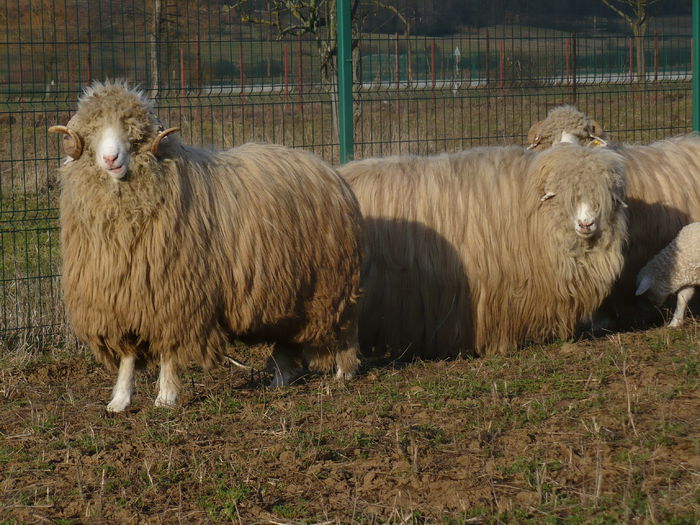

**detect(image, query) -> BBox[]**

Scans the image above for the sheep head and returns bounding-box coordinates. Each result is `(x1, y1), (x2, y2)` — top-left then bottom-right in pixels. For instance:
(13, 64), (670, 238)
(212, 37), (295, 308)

(532, 143), (627, 243)
(527, 105), (607, 151)
(49, 80), (179, 181)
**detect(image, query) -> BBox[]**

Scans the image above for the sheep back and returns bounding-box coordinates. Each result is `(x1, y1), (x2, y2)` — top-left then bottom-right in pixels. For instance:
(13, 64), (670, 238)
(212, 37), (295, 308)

(341, 145), (627, 358)
(615, 135), (700, 292)
(60, 111), (362, 371)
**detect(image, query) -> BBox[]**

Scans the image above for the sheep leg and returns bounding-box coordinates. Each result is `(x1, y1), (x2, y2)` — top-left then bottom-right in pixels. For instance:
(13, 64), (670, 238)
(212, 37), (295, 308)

(154, 353), (180, 408)
(335, 327), (360, 381)
(267, 344), (303, 388)
(106, 354), (136, 413)
(669, 286), (695, 328)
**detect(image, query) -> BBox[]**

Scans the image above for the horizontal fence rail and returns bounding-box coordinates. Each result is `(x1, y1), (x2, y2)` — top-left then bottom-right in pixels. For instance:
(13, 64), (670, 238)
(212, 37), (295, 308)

(0, 0), (693, 349)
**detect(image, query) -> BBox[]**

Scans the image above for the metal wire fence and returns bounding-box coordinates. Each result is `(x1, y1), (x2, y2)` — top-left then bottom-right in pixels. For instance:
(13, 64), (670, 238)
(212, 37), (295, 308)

(0, 0), (693, 350)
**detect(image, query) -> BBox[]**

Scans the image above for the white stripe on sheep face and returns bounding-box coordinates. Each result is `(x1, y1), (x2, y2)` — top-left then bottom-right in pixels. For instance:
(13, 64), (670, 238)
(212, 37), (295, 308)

(96, 126), (130, 180)
(574, 202), (598, 238)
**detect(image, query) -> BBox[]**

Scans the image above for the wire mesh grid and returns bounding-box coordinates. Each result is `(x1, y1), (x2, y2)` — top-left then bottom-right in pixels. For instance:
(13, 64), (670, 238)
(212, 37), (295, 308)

(0, 0), (693, 350)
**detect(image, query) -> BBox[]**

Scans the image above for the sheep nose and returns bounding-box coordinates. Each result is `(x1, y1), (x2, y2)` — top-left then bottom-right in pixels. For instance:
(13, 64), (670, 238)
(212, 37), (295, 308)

(578, 219), (594, 228)
(103, 154), (118, 167)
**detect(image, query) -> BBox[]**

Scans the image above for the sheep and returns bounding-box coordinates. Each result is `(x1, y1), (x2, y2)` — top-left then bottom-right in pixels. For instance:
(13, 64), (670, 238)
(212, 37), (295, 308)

(527, 105), (608, 151)
(338, 141), (628, 359)
(48, 80), (363, 412)
(635, 222), (700, 327)
(526, 104), (700, 307)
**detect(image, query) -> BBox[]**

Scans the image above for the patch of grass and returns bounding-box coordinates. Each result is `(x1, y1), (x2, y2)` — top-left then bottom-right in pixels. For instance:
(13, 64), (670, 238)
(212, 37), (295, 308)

(271, 498), (311, 520)
(200, 482), (251, 521)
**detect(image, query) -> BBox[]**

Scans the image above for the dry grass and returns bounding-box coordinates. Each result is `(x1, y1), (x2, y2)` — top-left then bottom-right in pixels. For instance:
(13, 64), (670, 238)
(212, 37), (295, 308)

(0, 321), (698, 522)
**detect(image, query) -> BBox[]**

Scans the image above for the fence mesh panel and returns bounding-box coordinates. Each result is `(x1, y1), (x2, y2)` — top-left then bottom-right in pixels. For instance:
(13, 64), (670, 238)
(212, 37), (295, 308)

(0, 0), (692, 349)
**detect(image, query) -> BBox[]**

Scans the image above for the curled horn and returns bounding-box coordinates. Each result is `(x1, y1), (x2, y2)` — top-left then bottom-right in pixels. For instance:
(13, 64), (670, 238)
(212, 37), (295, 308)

(526, 121), (542, 149)
(48, 125), (83, 160)
(585, 119), (608, 147)
(150, 127), (180, 157)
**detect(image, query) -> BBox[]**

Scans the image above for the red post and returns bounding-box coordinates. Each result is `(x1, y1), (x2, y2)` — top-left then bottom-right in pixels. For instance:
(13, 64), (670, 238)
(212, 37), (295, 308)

(394, 33), (400, 89)
(485, 29), (490, 85)
(565, 38), (570, 85)
(297, 34), (303, 107)
(195, 33), (201, 91)
(628, 37), (633, 82)
(283, 43), (289, 101)
(68, 54), (73, 94)
(239, 46), (245, 97)
(572, 32), (577, 104)
(86, 43), (91, 83)
(179, 47), (185, 106)
(498, 39), (504, 89)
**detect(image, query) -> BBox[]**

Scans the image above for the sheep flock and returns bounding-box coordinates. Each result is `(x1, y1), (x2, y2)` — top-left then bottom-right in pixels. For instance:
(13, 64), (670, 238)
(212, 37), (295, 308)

(49, 81), (695, 410)
(528, 104), (700, 328)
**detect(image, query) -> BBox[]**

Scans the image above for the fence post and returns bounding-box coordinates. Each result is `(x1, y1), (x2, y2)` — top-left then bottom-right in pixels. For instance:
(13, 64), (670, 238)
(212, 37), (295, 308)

(337, 0), (354, 163)
(694, 0), (700, 131)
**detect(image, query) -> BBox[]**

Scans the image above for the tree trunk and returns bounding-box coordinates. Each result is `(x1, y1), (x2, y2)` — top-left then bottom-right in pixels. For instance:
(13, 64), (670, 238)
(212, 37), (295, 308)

(633, 22), (648, 82)
(150, 0), (161, 98)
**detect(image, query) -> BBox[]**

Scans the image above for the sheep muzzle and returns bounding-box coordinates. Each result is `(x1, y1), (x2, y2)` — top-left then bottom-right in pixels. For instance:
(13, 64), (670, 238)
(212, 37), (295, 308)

(48, 125), (83, 160)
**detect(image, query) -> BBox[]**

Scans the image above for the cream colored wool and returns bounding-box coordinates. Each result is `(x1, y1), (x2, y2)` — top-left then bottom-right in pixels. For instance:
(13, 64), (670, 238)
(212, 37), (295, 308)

(527, 104), (700, 295)
(527, 105), (608, 150)
(636, 222), (700, 326)
(340, 144), (628, 358)
(56, 81), (362, 386)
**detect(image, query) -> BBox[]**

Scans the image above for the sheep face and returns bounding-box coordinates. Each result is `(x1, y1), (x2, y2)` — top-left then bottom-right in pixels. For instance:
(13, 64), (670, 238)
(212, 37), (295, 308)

(49, 80), (179, 182)
(95, 125), (131, 180)
(533, 146), (627, 244)
(636, 270), (667, 305)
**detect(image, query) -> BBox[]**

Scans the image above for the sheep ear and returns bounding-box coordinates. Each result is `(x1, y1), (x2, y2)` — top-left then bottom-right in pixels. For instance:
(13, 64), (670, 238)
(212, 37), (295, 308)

(526, 121), (542, 149)
(540, 191), (556, 202)
(615, 194), (628, 208)
(150, 127), (180, 157)
(635, 275), (652, 296)
(48, 125), (83, 160)
(586, 121), (608, 147)
(588, 119), (605, 137)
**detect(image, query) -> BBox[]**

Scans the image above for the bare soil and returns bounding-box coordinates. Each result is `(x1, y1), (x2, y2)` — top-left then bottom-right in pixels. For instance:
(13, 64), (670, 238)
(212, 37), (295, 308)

(1, 321), (699, 524)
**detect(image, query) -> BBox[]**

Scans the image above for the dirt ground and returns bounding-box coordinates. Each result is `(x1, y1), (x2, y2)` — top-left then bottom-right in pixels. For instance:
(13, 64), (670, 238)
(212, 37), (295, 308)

(1, 319), (699, 524)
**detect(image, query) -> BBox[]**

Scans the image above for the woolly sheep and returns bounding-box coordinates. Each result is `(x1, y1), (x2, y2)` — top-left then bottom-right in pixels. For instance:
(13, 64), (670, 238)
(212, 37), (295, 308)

(636, 222), (700, 327)
(49, 81), (363, 412)
(339, 142), (628, 358)
(527, 105), (608, 151)
(526, 104), (700, 301)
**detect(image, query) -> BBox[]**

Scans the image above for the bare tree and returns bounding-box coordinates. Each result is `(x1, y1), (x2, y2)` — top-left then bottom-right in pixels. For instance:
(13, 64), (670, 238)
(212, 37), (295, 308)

(224, 0), (410, 83)
(599, 0), (662, 80)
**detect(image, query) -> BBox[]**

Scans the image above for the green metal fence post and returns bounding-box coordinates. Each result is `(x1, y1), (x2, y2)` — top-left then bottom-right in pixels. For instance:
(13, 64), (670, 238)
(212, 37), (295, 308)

(694, 0), (700, 131)
(337, 0), (354, 163)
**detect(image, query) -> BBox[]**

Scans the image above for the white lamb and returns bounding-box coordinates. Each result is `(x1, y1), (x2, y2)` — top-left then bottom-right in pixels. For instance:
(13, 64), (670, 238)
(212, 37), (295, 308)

(636, 222), (700, 327)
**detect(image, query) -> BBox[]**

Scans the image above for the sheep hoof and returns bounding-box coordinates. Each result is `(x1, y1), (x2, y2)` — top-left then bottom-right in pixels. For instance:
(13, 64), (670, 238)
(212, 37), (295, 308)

(335, 368), (356, 382)
(154, 393), (177, 408)
(668, 319), (683, 328)
(106, 395), (130, 413)
(268, 372), (289, 389)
